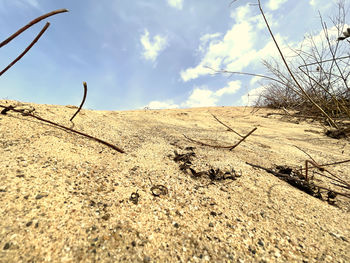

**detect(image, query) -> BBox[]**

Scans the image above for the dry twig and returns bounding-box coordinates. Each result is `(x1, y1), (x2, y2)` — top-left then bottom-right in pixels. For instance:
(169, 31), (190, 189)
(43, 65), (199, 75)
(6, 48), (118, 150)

(70, 82), (88, 122)
(0, 104), (125, 153)
(0, 9), (68, 48)
(0, 22), (50, 76)
(183, 127), (257, 150)
(210, 113), (243, 137)
(184, 113), (257, 150)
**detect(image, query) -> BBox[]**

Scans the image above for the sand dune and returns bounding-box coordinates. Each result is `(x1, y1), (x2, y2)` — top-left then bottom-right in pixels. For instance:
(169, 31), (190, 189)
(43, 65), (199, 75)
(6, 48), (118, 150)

(0, 100), (349, 262)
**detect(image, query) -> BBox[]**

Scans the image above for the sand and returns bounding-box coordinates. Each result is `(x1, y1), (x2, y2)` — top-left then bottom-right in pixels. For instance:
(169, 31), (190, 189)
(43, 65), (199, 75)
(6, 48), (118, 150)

(0, 100), (349, 262)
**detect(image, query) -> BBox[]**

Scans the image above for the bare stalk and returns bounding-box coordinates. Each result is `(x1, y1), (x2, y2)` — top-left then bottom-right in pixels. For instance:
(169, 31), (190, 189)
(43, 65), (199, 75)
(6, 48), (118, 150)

(70, 82), (88, 122)
(0, 9), (68, 48)
(0, 22), (50, 76)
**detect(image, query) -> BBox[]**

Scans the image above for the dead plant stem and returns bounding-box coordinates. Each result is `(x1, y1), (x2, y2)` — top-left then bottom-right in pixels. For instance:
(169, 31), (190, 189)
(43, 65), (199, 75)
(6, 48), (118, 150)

(0, 22), (50, 76)
(0, 9), (68, 48)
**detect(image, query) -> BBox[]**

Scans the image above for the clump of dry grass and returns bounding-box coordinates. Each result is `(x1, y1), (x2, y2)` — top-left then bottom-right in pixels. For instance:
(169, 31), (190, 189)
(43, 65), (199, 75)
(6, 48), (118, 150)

(254, 0), (350, 132)
(227, 0), (350, 134)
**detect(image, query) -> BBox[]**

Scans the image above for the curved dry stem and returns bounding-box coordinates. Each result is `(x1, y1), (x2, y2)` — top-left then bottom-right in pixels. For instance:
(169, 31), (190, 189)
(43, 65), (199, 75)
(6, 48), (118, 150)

(0, 22), (50, 76)
(0, 9), (68, 48)
(70, 82), (88, 122)
(0, 104), (125, 153)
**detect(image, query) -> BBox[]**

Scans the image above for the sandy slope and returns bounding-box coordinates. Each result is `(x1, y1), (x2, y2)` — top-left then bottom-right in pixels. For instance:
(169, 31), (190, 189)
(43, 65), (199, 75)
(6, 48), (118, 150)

(0, 100), (349, 262)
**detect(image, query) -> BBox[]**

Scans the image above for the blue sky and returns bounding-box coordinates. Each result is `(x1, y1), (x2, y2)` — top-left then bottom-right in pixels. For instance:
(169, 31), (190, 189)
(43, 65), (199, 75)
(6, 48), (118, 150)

(0, 0), (340, 110)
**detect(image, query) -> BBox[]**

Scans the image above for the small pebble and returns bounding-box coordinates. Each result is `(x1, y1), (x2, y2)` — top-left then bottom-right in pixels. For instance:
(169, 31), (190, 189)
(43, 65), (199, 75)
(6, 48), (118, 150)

(249, 245), (256, 254)
(26, 221), (33, 227)
(143, 256), (151, 262)
(102, 214), (110, 221)
(258, 239), (265, 247)
(3, 243), (10, 250)
(35, 194), (46, 200)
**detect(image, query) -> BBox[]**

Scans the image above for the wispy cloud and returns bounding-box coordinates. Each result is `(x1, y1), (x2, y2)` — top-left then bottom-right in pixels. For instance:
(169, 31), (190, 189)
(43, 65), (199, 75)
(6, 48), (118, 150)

(240, 86), (265, 106)
(215, 80), (241, 97)
(182, 87), (218, 107)
(267, 0), (288, 11)
(181, 5), (260, 82)
(198, 33), (222, 53)
(309, 0), (333, 12)
(309, 0), (317, 6)
(145, 100), (179, 109)
(183, 83), (238, 107)
(182, 81), (240, 107)
(145, 81), (241, 109)
(26, 0), (40, 9)
(167, 0), (184, 10)
(11, 0), (41, 10)
(180, 3), (287, 83)
(140, 29), (168, 62)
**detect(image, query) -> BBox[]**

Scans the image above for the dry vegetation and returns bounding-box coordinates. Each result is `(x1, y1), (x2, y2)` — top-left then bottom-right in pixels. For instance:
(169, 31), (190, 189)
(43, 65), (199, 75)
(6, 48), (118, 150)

(227, 0), (350, 135)
(257, 0), (350, 132)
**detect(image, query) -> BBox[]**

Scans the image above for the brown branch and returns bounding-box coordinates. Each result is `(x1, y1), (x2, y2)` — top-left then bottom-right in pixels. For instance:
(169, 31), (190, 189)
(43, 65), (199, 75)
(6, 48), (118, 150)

(229, 127), (257, 150)
(294, 145), (317, 163)
(210, 113), (243, 138)
(70, 82), (88, 122)
(0, 22), (50, 77)
(0, 9), (68, 48)
(183, 134), (225, 148)
(0, 104), (125, 153)
(183, 127), (257, 150)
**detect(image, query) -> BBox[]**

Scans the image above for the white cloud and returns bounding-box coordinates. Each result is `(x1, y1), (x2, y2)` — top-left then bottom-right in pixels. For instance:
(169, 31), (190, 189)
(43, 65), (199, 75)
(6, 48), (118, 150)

(181, 4), (265, 82)
(230, 4), (251, 21)
(144, 81), (241, 109)
(140, 29), (168, 62)
(308, 0), (333, 12)
(309, 0), (330, 7)
(145, 100), (179, 109)
(267, 0), (288, 11)
(198, 33), (222, 53)
(182, 81), (241, 108)
(309, 0), (317, 6)
(180, 65), (212, 82)
(240, 86), (266, 106)
(12, 0), (41, 10)
(167, 0), (184, 10)
(27, 0), (40, 8)
(215, 80), (241, 96)
(181, 21), (256, 81)
(250, 76), (261, 86)
(182, 87), (218, 108)
(180, 2), (290, 83)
